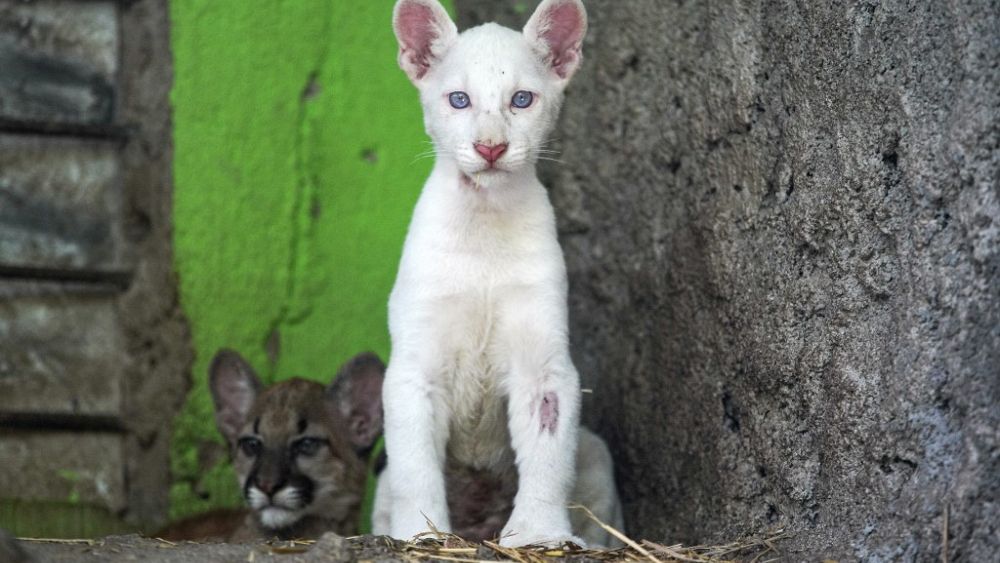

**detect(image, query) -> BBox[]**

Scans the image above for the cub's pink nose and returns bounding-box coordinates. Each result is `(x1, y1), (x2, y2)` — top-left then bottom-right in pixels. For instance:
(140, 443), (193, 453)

(255, 479), (277, 495)
(474, 143), (508, 164)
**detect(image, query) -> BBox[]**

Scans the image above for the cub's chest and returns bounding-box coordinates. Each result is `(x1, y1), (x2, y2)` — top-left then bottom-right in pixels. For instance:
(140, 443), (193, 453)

(405, 200), (560, 291)
(431, 292), (514, 468)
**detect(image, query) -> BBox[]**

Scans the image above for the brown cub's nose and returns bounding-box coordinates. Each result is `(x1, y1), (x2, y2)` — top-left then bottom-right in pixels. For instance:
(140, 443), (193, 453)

(255, 477), (280, 495)
(474, 143), (508, 164)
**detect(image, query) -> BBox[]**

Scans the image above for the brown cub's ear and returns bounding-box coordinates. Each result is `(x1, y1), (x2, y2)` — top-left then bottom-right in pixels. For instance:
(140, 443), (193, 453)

(208, 349), (262, 445)
(327, 352), (386, 453)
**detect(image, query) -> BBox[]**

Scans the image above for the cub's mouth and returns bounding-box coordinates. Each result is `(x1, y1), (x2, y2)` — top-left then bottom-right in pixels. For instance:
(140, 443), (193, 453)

(247, 485), (312, 530)
(460, 169), (511, 189)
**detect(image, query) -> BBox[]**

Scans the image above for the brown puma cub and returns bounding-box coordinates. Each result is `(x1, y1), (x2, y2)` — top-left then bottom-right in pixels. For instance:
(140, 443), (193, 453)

(161, 349), (385, 541)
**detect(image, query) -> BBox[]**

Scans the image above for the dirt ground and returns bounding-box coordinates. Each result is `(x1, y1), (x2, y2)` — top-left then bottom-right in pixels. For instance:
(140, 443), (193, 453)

(11, 534), (619, 563)
(11, 534), (362, 563)
(5, 531), (789, 563)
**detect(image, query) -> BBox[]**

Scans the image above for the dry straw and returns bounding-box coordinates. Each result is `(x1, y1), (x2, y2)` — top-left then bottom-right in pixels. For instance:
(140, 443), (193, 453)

(20, 506), (790, 562)
(345, 506), (792, 563)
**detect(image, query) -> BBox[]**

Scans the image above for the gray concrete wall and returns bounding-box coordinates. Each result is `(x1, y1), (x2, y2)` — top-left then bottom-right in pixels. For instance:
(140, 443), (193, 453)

(458, 1), (998, 560)
(0, 0), (190, 535)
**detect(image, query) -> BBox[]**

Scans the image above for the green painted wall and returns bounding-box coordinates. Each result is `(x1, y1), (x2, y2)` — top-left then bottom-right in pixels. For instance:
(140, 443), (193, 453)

(169, 0), (451, 522)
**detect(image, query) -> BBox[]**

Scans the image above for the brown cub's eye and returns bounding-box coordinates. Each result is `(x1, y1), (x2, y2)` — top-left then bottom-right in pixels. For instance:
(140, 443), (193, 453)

(292, 437), (324, 457)
(238, 437), (261, 457)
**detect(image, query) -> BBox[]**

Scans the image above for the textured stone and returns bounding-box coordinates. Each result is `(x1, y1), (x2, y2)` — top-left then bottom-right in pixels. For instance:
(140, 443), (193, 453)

(0, 430), (126, 512)
(0, 135), (125, 272)
(0, 0), (118, 124)
(456, 1), (999, 560)
(0, 528), (31, 563)
(0, 281), (124, 416)
(116, 0), (193, 530)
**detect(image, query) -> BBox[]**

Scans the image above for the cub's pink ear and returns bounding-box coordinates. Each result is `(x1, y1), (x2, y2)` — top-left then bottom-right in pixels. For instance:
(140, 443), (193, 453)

(524, 0), (588, 83)
(393, 0), (458, 83)
(208, 349), (262, 445)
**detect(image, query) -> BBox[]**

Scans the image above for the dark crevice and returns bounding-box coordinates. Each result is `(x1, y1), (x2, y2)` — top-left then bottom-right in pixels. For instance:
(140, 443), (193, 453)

(767, 503), (780, 523)
(0, 412), (126, 433)
(722, 390), (741, 433)
(0, 264), (130, 289)
(879, 454), (918, 474)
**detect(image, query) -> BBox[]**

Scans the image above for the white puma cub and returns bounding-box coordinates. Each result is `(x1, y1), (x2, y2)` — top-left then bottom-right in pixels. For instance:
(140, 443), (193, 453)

(375, 0), (622, 547)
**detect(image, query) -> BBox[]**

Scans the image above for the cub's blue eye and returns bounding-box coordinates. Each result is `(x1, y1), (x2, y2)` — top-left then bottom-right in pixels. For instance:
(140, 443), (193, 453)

(293, 437), (326, 457)
(238, 437), (261, 457)
(511, 90), (533, 109)
(449, 91), (470, 109)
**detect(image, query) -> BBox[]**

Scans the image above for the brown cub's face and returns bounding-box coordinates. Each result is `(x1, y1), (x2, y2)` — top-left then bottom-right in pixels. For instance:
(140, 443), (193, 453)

(209, 350), (385, 532)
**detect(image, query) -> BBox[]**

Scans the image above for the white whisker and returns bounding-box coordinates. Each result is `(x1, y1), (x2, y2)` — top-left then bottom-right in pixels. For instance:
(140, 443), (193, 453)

(410, 146), (456, 165)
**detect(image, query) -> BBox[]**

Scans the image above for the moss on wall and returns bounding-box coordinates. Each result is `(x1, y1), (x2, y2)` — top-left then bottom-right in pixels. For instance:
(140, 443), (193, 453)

(0, 501), (134, 539)
(169, 0), (451, 521)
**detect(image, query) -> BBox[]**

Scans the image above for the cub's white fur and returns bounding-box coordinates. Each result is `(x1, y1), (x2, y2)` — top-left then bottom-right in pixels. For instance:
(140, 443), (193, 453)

(376, 0), (622, 547)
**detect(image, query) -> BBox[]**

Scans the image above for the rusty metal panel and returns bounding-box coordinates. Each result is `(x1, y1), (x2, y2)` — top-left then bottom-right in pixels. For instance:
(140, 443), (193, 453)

(0, 0), (119, 124)
(0, 134), (126, 272)
(0, 430), (126, 512)
(0, 280), (124, 416)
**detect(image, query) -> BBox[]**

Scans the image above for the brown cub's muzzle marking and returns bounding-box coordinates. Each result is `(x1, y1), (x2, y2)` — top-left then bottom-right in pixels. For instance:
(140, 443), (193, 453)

(207, 348), (386, 539)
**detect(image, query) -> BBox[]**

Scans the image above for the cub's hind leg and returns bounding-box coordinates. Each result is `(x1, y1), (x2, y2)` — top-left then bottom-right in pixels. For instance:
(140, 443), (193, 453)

(570, 428), (624, 548)
(371, 468), (392, 535)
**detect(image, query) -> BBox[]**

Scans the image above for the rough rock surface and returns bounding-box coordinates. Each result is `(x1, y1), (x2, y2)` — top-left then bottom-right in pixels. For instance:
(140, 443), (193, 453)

(118, 0), (194, 529)
(457, 1), (999, 560)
